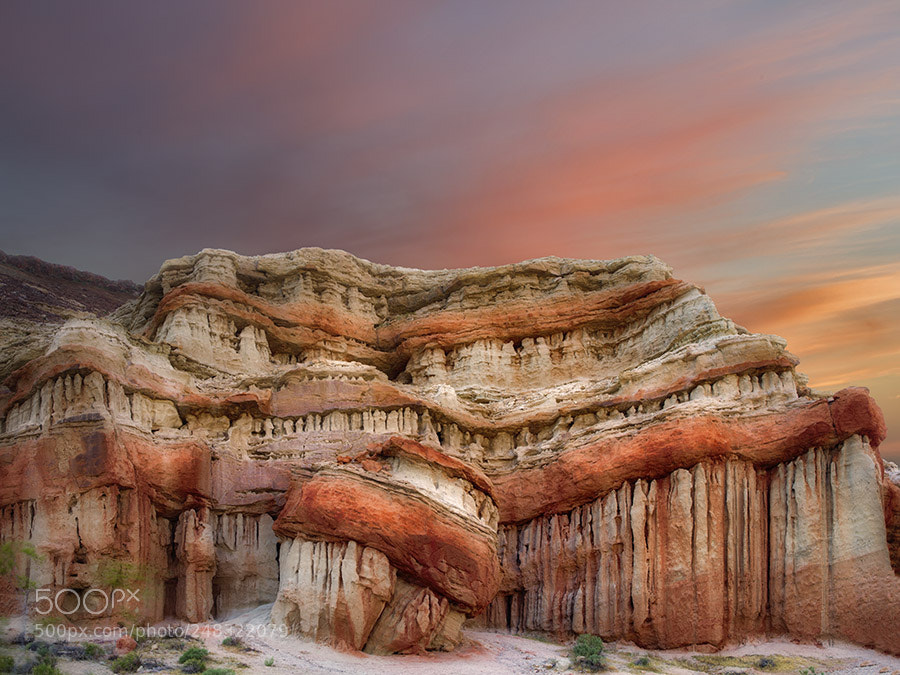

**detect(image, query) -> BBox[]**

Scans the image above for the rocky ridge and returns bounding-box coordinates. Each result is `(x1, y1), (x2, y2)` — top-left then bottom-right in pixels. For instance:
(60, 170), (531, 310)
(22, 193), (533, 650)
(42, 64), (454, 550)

(0, 249), (141, 387)
(0, 248), (897, 654)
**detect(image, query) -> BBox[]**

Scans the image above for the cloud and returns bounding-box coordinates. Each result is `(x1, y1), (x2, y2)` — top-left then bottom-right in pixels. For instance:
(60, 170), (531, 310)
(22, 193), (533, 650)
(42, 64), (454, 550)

(722, 264), (900, 329)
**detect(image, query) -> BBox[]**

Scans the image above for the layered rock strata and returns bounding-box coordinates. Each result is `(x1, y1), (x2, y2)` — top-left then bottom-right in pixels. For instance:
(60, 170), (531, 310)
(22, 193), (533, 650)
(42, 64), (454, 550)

(0, 248), (896, 653)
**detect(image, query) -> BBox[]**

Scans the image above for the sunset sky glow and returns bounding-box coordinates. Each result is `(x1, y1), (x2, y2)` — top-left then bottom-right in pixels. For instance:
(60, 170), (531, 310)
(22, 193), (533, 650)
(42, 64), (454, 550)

(1, 1), (899, 459)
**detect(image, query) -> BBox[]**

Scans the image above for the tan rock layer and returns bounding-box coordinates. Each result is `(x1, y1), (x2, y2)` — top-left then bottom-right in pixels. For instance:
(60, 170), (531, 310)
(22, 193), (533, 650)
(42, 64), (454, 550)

(375, 436), (496, 500)
(0, 345), (800, 437)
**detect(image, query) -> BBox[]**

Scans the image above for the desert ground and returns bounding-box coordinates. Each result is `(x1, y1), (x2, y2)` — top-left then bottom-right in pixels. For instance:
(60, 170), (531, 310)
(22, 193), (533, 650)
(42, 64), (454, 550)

(3, 608), (900, 675)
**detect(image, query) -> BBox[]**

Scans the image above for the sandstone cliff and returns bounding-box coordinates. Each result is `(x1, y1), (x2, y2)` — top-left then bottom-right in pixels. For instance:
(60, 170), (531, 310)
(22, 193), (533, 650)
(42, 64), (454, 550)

(0, 248), (896, 654)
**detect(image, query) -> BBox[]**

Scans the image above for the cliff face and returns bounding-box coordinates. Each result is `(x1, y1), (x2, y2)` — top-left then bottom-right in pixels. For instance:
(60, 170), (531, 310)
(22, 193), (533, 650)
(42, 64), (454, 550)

(0, 248), (896, 654)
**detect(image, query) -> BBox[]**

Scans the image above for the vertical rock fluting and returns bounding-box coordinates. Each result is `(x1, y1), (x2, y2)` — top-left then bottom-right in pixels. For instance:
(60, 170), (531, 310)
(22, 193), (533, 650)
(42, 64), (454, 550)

(769, 436), (900, 653)
(174, 508), (216, 623)
(484, 435), (900, 653)
(271, 538), (396, 651)
(484, 457), (765, 648)
(211, 512), (279, 618)
(0, 248), (896, 653)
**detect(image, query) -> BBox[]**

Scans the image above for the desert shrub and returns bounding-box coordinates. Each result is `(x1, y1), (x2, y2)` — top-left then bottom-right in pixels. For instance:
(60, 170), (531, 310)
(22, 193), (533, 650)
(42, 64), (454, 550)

(573, 634), (605, 657)
(633, 655), (651, 667)
(757, 656), (776, 670)
(179, 646), (210, 664)
(799, 668), (824, 675)
(221, 636), (245, 648)
(21, 643), (59, 675)
(82, 643), (105, 660)
(201, 669), (236, 675)
(110, 651), (141, 673)
(30, 663), (62, 675)
(264, 657), (274, 667)
(0, 655), (13, 673)
(94, 560), (147, 590)
(181, 658), (206, 674)
(31, 650), (56, 666)
(572, 634), (606, 671)
(27, 643), (51, 658)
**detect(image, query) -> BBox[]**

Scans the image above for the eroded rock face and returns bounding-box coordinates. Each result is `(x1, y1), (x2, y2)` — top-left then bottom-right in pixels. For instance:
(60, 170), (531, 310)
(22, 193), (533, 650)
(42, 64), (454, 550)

(0, 248), (896, 653)
(364, 577), (449, 655)
(271, 538), (395, 650)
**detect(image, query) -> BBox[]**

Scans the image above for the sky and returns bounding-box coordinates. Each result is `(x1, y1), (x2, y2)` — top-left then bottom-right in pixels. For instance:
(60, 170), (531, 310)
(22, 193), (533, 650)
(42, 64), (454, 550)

(1, 1), (898, 460)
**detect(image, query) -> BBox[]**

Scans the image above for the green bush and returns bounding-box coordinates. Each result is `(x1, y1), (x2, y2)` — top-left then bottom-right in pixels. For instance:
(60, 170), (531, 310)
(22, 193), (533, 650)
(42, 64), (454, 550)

(179, 646), (210, 664)
(31, 663), (62, 675)
(633, 655), (651, 667)
(82, 643), (106, 660)
(572, 634), (606, 672)
(110, 651), (142, 673)
(757, 656), (776, 670)
(799, 668), (824, 675)
(24, 643), (60, 675)
(202, 669), (236, 675)
(264, 657), (274, 667)
(573, 634), (605, 656)
(0, 654), (13, 673)
(31, 643), (52, 659)
(221, 636), (243, 648)
(181, 658), (206, 674)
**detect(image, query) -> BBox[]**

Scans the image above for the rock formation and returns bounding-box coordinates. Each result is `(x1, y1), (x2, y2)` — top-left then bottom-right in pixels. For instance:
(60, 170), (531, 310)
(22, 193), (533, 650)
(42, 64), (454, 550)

(0, 248), (897, 654)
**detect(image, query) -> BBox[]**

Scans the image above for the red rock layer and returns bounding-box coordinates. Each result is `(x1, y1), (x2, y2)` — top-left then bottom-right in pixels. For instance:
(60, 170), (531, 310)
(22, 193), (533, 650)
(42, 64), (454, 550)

(493, 387), (886, 524)
(274, 469), (499, 613)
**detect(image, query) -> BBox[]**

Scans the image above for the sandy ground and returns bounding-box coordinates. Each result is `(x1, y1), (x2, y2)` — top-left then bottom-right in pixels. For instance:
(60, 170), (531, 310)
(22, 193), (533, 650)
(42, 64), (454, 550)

(3, 608), (900, 674)
(197, 628), (900, 675)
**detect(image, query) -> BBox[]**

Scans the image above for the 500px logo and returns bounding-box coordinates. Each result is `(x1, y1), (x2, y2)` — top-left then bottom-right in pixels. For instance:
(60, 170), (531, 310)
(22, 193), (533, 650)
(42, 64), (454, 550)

(33, 588), (140, 615)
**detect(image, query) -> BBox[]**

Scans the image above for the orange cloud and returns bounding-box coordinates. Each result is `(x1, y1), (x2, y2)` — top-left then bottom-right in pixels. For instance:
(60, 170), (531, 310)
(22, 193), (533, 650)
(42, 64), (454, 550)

(721, 265), (900, 331)
(676, 198), (900, 272)
(337, 4), (900, 269)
